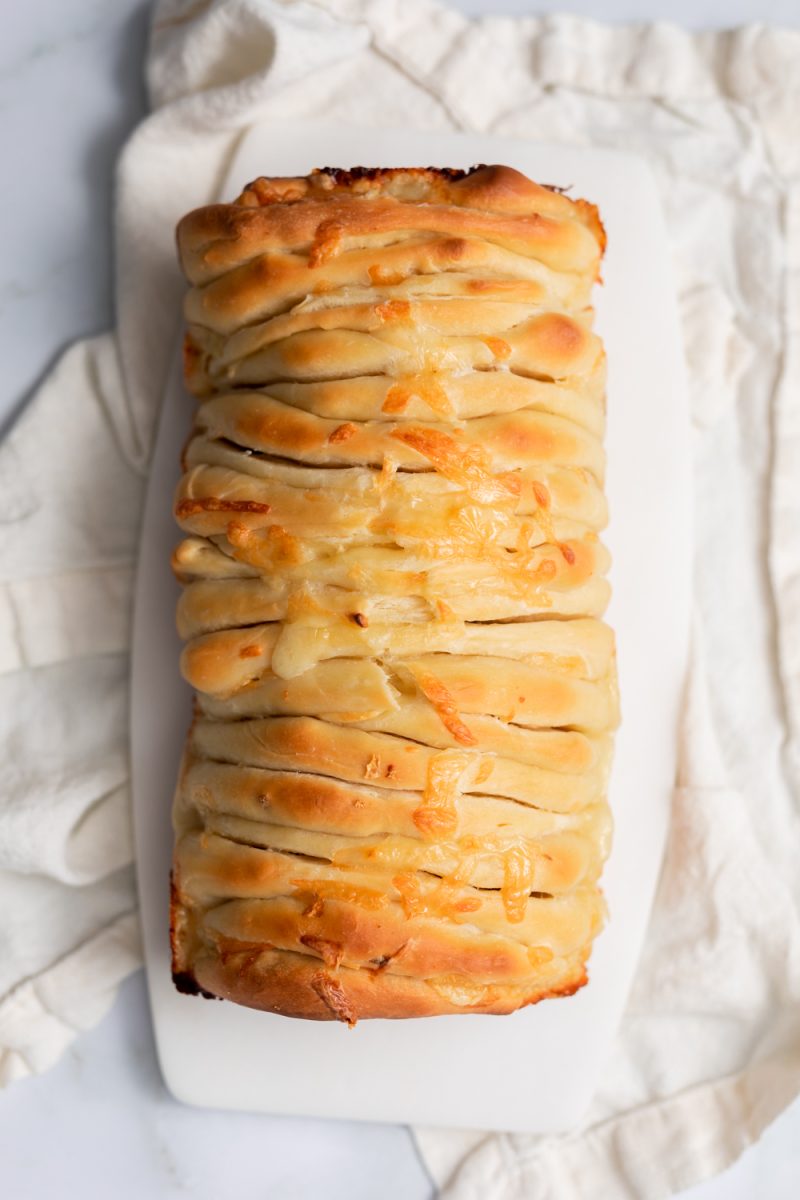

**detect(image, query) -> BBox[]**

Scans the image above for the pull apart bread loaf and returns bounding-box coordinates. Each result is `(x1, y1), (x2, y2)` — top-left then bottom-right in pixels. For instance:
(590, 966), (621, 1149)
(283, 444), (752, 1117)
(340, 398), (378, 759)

(170, 164), (618, 1024)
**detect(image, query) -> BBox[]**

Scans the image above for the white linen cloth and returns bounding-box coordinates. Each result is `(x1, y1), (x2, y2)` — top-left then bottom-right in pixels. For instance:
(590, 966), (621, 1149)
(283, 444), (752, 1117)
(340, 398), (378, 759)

(1, 0), (798, 1194)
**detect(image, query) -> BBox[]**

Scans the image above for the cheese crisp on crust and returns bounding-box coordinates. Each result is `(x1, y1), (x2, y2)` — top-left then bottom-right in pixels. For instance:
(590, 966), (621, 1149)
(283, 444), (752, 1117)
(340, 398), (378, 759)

(170, 164), (616, 1023)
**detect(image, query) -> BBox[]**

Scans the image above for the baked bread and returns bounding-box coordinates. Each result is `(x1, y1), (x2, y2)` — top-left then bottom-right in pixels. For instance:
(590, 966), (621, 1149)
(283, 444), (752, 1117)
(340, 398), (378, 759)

(170, 164), (617, 1023)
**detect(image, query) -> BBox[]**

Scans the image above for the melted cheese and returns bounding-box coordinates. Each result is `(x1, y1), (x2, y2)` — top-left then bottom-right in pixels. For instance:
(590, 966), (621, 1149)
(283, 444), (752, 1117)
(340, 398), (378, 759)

(500, 843), (537, 923)
(382, 374), (455, 418)
(290, 878), (389, 913)
(308, 219), (345, 267)
(391, 426), (520, 506)
(410, 667), (477, 746)
(412, 750), (474, 838)
(392, 872), (482, 920)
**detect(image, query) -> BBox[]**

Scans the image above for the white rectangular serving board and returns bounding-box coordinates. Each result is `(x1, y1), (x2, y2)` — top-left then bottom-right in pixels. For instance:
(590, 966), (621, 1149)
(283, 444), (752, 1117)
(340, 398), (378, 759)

(131, 123), (691, 1133)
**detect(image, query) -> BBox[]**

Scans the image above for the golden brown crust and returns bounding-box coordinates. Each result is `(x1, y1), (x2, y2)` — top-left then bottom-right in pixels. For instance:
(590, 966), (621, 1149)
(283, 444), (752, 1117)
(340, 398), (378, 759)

(178, 165), (605, 282)
(170, 163), (615, 1022)
(187, 943), (589, 1023)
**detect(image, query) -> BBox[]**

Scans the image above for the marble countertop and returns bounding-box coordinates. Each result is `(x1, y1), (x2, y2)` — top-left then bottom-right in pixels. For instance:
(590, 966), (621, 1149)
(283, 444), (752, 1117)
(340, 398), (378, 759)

(2, 2), (799, 1197)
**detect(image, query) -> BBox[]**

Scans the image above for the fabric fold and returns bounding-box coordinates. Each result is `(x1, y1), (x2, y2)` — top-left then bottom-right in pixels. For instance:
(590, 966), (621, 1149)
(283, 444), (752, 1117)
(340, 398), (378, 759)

(0, 911), (140, 1088)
